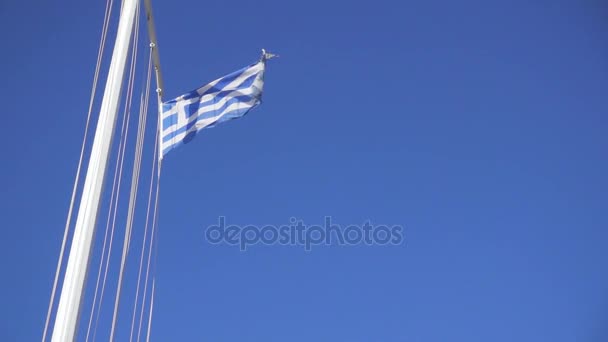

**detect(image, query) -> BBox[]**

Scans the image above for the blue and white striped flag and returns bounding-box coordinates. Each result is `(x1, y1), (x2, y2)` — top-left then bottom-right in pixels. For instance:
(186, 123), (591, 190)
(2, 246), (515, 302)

(160, 51), (275, 159)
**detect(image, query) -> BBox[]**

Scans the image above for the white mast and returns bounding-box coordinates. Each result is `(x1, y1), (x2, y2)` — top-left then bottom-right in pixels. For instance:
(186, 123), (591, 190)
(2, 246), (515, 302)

(51, 0), (139, 340)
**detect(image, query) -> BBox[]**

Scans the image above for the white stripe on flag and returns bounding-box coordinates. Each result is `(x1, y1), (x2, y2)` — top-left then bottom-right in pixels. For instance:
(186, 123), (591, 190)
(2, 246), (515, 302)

(159, 59), (267, 159)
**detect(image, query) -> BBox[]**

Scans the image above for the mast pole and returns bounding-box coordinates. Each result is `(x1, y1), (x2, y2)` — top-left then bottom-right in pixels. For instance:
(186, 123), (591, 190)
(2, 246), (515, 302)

(143, 0), (165, 168)
(140, 3), (164, 337)
(144, 0), (164, 98)
(51, 0), (139, 340)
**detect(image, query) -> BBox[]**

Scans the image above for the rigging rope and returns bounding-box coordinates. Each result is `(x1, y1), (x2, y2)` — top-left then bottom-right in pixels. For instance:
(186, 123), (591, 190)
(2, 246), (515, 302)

(135, 120), (161, 342)
(109, 28), (153, 341)
(85, 4), (142, 340)
(141, 166), (161, 342)
(45, 0), (168, 340)
(42, 0), (115, 340)
(130, 103), (159, 341)
(145, 278), (156, 342)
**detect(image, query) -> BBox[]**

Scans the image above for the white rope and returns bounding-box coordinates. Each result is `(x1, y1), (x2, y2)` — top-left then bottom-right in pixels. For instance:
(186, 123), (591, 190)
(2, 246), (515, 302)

(130, 104), (159, 341)
(84, 4), (141, 339)
(42, 0), (114, 340)
(141, 176), (161, 342)
(143, 159), (162, 342)
(135, 125), (161, 342)
(145, 278), (156, 342)
(109, 29), (152, 340)
(84, 101), (129, 342)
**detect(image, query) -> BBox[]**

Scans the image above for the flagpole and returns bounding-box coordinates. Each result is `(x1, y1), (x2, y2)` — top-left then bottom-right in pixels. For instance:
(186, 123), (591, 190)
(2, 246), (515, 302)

(143, 0), (164, 96)
(143, 2), (164, 336)
(51, 0), (139, 340)
(143, 0), (164, 170)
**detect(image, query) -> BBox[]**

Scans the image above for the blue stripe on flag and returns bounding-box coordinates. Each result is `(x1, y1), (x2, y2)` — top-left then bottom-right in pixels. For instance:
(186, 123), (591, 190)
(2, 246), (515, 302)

(162, 94), (256, 143)
(181, 73), (259, 119)
(199, 64), (253, 96)
(161, 105), (257, 156)
(163, 114), (178, 130)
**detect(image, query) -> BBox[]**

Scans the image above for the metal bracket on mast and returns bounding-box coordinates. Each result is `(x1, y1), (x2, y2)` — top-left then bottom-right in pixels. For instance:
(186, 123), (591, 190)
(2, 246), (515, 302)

(143, 0), (164, 98)
(143, 0), (165, 170)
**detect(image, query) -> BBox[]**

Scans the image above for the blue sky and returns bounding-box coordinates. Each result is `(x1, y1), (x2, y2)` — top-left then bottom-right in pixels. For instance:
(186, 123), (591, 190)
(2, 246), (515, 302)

(1, 0), (607, 341)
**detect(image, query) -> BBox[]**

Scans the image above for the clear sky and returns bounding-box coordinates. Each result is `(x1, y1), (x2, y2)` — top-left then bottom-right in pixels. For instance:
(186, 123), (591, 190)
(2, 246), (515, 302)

(1, 0), (607, 341)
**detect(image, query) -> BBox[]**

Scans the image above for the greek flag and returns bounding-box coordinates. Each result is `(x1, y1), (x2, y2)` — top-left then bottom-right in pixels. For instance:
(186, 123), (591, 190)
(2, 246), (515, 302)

(160, 51), (275, 158)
